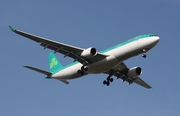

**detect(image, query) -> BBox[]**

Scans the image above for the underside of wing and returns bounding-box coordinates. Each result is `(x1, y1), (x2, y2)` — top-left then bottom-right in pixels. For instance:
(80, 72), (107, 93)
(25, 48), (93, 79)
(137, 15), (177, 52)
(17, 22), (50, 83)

(105, 62), (152, 89)
(133, 77), (152, 88)
(10, 26), (108, 64)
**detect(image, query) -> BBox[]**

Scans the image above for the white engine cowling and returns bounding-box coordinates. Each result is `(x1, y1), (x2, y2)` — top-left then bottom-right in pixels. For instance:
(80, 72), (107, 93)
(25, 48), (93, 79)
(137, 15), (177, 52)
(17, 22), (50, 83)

(81, 47), (97, 58)
(127, 67), (142, 78)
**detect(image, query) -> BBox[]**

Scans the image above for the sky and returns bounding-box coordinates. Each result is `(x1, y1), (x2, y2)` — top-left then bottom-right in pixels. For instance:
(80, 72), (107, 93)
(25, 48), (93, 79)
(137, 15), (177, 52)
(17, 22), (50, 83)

(1, 0), (180, 116)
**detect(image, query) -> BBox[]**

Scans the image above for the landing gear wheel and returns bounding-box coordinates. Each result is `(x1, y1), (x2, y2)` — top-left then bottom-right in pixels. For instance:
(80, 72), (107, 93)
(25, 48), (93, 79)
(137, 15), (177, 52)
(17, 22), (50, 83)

(142, 54), (147, 58)
(106, 81), (110, 86)
(107, 77), (110, 81)
(103, 80), (107, 85)
(77, 70), (84, 75)
(110, 78), (114, 82)
(77, 70), (81, 74)
(81, 66), (84, 71)
(84, 67), (88, 71)
(80, 65), (88, 72)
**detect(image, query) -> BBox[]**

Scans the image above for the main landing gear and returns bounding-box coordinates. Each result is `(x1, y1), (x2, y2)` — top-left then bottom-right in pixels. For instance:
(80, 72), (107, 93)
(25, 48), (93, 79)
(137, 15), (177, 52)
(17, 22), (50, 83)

(103, 70), (114, 86)
(142, 49), (147, 58)
(103, 77), (114, 86)
(77, 65), (88, 75)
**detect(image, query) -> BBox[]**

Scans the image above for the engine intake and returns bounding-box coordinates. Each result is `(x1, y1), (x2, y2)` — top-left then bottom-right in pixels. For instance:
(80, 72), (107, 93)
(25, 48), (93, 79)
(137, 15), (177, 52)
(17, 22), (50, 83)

(81, 47), (97, 58)
(127, 67), (142, 78)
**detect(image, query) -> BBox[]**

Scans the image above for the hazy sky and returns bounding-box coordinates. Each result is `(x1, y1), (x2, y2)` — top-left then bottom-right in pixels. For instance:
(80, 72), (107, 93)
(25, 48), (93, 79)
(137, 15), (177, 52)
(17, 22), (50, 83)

(1, 0), (180, 116)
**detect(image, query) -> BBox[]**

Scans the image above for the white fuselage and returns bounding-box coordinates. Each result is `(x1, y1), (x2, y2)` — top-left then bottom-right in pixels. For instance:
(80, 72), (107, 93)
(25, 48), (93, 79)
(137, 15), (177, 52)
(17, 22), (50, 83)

(52, 36), (160, 80)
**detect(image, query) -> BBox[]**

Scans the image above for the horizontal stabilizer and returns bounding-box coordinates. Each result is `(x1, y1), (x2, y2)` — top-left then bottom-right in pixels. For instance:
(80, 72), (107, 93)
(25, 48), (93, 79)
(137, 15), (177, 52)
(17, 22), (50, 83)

(24, 66), (52, 77)
(24, 66), (69, 84)
(57, 79), (69, 84)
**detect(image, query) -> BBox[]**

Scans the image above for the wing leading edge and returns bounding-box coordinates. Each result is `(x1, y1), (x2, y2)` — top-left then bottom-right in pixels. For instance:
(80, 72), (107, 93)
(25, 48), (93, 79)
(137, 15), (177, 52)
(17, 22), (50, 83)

(10, 26), (107, 64)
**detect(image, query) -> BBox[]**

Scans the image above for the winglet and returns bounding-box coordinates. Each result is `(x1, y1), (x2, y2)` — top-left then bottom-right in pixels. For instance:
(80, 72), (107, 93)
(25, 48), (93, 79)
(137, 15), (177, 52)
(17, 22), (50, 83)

(9, 26), (16, 32)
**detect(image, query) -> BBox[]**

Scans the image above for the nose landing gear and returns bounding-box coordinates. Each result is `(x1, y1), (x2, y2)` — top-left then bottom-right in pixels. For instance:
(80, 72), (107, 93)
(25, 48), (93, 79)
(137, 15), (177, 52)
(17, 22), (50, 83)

(142, 49), (147, 58)
(142, 53), (147, 58)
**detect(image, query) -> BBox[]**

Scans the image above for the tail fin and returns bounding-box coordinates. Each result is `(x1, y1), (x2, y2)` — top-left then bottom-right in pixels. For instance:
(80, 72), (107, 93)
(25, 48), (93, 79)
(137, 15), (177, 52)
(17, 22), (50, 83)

(48, 53), (63, 74)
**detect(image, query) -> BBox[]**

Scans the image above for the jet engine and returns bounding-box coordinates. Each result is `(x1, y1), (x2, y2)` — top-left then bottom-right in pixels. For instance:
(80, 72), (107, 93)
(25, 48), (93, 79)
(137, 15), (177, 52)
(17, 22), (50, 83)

(127, 67), (142, 78)
(81, 47), (97, 58)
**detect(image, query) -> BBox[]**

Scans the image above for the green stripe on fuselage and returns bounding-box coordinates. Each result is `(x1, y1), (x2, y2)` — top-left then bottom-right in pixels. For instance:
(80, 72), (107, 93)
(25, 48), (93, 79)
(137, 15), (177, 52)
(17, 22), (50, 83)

(100, 34), (155, 53)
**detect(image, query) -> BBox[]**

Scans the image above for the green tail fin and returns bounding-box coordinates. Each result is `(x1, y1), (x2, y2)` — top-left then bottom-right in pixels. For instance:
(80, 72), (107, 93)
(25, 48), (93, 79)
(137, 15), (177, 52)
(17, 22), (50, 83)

(48, 53), (63, 74)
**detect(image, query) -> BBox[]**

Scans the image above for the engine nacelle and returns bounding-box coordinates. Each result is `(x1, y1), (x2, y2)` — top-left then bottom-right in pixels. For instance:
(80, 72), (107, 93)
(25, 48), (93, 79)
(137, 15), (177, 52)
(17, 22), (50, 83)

(81, 47), (97, 58)
(127, 67), (142, 78)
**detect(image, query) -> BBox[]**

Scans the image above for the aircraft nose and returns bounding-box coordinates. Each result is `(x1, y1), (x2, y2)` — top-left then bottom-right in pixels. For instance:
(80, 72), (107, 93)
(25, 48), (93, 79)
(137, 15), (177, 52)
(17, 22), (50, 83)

(156, 36), (160, 42)
(153, 36), (160, 44)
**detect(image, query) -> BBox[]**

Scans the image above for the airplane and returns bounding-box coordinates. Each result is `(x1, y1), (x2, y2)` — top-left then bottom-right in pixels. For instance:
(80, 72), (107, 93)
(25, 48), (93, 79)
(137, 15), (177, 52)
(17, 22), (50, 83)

(9, 26), (160, 88)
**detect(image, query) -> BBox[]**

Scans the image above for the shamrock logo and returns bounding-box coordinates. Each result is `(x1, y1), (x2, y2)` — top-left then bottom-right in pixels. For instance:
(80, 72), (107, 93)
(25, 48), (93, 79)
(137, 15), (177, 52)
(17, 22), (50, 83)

(50, 58), (58, 69)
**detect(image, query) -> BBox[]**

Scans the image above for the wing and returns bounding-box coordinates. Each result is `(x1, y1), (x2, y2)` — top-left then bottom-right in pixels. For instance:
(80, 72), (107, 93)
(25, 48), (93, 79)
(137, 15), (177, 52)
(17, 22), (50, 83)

(105, 62), (152, 89)
(10, 26), (107, 64)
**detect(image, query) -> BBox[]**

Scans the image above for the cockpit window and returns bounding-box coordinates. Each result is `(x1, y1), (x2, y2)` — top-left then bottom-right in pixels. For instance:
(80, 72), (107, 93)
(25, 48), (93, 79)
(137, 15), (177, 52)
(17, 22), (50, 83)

(150, 34), (157, 37)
